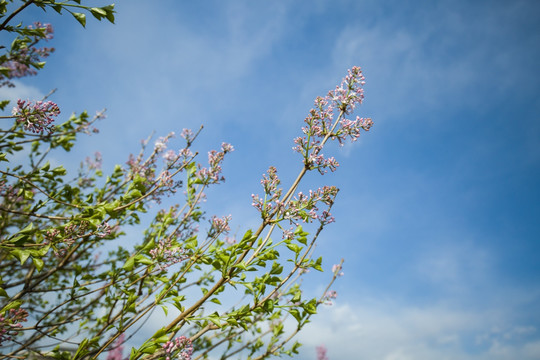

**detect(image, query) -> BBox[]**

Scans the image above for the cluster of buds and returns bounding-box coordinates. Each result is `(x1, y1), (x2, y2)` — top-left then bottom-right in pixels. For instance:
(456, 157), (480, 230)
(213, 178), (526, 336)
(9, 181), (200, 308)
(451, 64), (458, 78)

(0, 22), (55, 87)
(316, 345), (329, 360)
(12, 99), (60, 133)
(251, 166), (282, 218)
(45, 221), (101, 257)
(163, 336), (193, 360)
(284, 185), (338, 224)
(0, 181), (24, 204)
(331, 263), (344, 277)
(0, 308), (28, 345)
(252, 167), (338, 230)
(322, 290), (338, 306)
(209, 214), (232, 237)
(196, 142), (234, 184)
(154, 132), (175, 154)
(149, 237), (189, 271)
(85, 151), (103, 171)
(106, 333), (125, 360)
(180, 128), (195, 144)
(293, 66), (372, 171)
(96, 221), (114, 238)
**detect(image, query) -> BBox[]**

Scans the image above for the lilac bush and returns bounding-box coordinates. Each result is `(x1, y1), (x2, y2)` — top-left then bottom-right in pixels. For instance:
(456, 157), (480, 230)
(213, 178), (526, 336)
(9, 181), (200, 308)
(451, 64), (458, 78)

(0, 2), (372, 360)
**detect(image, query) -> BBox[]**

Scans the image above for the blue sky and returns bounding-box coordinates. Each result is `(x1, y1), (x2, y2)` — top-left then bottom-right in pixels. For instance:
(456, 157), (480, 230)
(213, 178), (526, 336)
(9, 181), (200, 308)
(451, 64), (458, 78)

(2, 0), (540, 359)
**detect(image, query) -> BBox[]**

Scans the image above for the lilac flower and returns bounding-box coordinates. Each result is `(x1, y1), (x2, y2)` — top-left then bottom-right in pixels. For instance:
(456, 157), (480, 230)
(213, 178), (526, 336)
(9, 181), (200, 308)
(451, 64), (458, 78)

(154, 132), (175, 154)
(85, 152), (103, 170)
(293, 67), (372, 164)
(163, 336), (193, 360)
(149, 238), (188, 271)
(12, 99), (60, 133)
(316, 345), (329, 360)
(0, 23), (55, 87)
(180, 128), (194, 143)
(322, 290), (338, 306)
(196, 144), (234, 184)
(221, 142), (234, 153)
(163, 149), (177, 163)
(331, 263), (344, 277)
(97, 221), (114, 238)
(106, 333), (125, 360)
(210, 215), (232, 236)
(0, 308), (28, 345)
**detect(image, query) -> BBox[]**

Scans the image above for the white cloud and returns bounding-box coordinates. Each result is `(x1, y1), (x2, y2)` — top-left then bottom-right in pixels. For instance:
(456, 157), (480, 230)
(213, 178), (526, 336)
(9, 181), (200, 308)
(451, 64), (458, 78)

(0, 80), (44, 108)
(296, 299), (540, 360)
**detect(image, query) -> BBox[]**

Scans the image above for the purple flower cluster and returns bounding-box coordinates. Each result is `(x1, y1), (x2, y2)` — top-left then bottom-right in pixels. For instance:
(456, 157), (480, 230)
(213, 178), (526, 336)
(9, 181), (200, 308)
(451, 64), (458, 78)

(252, 166), (338, 231)
(11, 99), (60, 133)
(285, 186), (338, 224)
(0, 181), (24, 203)
(180, 128), (194, 144)
(106, 333), (125, 360)
(210, 214), (232, 236)
(316, 345), (329, 360)
(331, 263), (344, 277)
(163, 336), (193, 360)
(1, 23), (55, 87)
(322, 290), (338, 306)
(85, 151), (103, 171)
(0, 308), (28, 345)
(149, 237), (188, 270)
(293, 66), (373, 171)
(196, 142), (234, 184)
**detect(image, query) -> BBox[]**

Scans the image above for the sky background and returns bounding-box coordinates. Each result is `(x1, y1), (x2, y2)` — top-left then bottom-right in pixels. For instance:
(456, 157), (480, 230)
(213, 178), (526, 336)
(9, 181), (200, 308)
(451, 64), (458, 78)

(2, 0), (540, 359)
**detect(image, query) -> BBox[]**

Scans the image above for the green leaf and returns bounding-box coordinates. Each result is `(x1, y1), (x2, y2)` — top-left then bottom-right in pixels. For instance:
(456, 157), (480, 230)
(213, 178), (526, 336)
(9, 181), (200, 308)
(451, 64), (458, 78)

(0, 99), (9, 110)
(210, 297), (221, 305)
(208, 312), (222, 328)
(289, 308), (302, 323)
(0, 153), (7, 162)
(286, 243), (302, 255)
(134, 254), (153, 266)
(52, 4), (63, 14)
(0, 300), (23, 314)
(270, 261), (283, 275)
(72, 12), (86, 27)
(303, 299), (317, 315)
(90, 7), (107, 16)
(122, 257), (135, 271)
(10, 249), (30, 265)
(312, 256), (323, 272)
(32, 257), (44, 272)
(23, 190), (34, 200)
(19, 223), (34, 234)
(262, 299), (274, 313)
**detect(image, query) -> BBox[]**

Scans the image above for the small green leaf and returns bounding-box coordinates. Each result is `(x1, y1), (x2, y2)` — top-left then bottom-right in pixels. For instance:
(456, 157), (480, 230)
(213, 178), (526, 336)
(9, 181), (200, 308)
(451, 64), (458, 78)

(303, 299), (317, 315)
(134, 254), (153, 266)
(122, 257), (135, 271)
(90, 7), (107, 16)
(210, 298), (221, 305)
(32, 257), (44, 272)
(0, 300), (23, 314)
(0, 99), (9, 110)
(10, 249), (30, 265)
(72, 12), (86, 27)
(208, 312), (222, 328)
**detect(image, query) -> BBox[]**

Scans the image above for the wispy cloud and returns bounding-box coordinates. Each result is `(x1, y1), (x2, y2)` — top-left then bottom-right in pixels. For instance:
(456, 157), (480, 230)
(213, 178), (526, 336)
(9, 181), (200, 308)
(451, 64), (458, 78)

(297, 298), (540, 360)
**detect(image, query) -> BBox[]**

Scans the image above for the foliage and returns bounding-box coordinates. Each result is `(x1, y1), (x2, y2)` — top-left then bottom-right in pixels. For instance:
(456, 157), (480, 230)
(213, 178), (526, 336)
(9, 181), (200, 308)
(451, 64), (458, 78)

(0, 1), (372, 359)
